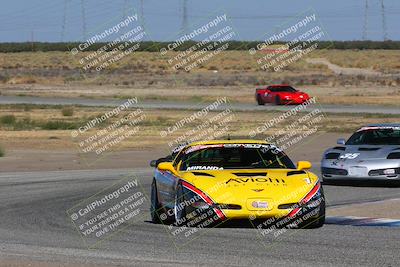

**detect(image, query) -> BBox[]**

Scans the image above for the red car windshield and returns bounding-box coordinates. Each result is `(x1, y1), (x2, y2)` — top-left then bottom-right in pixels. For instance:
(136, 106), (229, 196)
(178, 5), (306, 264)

(269, 86), (297, 93)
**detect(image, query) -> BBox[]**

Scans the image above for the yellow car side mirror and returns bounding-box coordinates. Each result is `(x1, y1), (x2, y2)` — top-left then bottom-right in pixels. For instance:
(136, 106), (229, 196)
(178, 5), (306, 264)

(297, 161), (312, 170)
(157, 162), (179, 176)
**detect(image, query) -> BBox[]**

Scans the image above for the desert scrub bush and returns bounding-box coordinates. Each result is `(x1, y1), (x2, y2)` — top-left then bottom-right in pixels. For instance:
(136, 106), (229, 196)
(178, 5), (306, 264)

(0, 73), (10, 83)
(61, 107), (74, 116)
(0, 116), (81, 130)
(0, 114), (16, 125)
(207, 66), (219, 71)
(42, 120), (79, 130)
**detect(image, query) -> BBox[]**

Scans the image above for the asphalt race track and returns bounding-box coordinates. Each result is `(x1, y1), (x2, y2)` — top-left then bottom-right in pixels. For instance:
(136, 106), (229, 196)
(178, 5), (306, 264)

(1, 168), (400, 266)
(1, 95), (400, 115)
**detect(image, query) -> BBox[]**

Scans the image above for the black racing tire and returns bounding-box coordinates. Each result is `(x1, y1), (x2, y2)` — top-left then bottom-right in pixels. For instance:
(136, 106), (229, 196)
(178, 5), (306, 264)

(392, 180), (400, 187)
(256, 95), (264, 105)
(150, 178), (162, 224)
(174, 181), (187, 225)
(303, 201), (326, 229)
(321, 175), (340, 185)
(321, 177), (334, 185)
(275, 96), (281, 105)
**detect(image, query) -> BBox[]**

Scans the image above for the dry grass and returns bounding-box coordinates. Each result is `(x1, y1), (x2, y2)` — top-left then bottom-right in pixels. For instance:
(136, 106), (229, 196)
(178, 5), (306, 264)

(0, 51), (314, 73)
(312, 50), (400, 73)
(2, 83), (400, 106)
(1, 105), (399, 151)
(2, 50), (399, 73)
(0, 50), (399, 106)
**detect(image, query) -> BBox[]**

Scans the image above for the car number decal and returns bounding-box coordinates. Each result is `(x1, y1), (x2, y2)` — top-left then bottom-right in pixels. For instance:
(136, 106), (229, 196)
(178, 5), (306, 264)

(339, 153), (360, 160)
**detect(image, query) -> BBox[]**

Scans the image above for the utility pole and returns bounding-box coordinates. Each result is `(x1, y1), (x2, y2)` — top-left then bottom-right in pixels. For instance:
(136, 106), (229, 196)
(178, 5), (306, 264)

(31, 29), (35, 51)
(181, 0), (188, 35)
(140, 0), (144, 25)
(380, 0), (388, 40)
(81, 0), (87, 40)
(122, 0), (128, 19)
(140, 0), (146, 39)
(362, 0), (369, 40)
(61, 0), (70, 42)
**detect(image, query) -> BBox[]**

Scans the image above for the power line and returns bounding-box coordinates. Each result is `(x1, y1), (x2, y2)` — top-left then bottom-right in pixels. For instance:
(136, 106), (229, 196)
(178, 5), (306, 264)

(61, 0), (70, 41)
(122, 0), (128, 19)
(30, 29), (35, 50)
(363, 0), (390, 41)
(80, 0), (87, 40)
(380, 0), (388, 40)
(181, 0), (188, 35)
(362, 0), (369, 40)
(140, 0), (146, 40)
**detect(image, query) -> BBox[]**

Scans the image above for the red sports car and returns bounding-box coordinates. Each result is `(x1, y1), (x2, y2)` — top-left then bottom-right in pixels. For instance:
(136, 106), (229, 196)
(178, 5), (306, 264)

(255, 85), (310, 105)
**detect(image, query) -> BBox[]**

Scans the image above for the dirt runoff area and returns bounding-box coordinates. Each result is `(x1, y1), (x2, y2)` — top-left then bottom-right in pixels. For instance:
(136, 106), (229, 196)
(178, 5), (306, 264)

(328, 198), (400, 219)
(0, 132), (345, 172)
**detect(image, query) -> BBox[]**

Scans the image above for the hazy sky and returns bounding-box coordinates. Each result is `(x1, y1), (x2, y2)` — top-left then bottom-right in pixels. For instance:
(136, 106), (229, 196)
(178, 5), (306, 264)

(0, 0), (399, 42)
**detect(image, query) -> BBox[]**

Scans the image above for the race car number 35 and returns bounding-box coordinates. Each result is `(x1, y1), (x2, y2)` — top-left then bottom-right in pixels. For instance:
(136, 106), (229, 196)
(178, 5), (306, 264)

(339, 153), (360, 160)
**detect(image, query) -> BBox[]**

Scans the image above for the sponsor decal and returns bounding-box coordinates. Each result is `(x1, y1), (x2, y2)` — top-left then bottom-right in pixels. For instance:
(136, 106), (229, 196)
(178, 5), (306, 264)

(187, 166), (224, 171)
(251, 189), (265, 192)
(252, 201), (269, 209)
(185, 144), (223, 154)
(185, 143), (282, 154)
(172, 142), (189, 154)
(226, 177), (285, 184)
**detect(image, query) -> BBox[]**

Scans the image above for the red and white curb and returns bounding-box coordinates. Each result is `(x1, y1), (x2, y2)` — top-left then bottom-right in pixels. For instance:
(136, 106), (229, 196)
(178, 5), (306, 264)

(326, 216), (400, 227)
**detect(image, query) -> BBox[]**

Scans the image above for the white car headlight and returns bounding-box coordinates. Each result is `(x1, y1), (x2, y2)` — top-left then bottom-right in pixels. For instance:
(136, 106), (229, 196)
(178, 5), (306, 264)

(383, 168), (396, 175)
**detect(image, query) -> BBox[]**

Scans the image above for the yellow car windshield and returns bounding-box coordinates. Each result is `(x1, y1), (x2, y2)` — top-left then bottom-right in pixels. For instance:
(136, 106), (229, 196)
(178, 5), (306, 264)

(179, 144), (295, 171)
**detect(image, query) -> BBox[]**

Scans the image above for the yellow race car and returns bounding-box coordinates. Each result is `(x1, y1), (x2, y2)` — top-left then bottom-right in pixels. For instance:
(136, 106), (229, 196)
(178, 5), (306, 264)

(150, 140), (325, 228)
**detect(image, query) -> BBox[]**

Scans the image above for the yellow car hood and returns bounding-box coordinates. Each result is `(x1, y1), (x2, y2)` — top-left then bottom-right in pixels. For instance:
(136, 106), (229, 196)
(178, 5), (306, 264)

(180, 169), (318, 207)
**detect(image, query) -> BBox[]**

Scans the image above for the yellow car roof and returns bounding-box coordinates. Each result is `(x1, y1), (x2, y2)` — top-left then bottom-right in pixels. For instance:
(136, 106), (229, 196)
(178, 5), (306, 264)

(187, 139), (271, 146)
